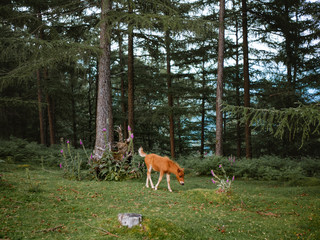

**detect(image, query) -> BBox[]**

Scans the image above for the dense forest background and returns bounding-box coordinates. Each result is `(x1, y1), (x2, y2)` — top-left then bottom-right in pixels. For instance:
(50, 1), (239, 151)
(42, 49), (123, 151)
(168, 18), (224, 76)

(1, 0), (319, 159)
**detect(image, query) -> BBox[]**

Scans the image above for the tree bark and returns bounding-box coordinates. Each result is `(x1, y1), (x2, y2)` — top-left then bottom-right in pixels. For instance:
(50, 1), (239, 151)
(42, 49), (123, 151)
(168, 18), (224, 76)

(215, 0), (225, 156)
(36, 11), (45, 145)
(127, 0), (134, 133)
(94, 0), (113, 159)
(36, 69), (45, 145)
(87, 68), (94, 146)
(200, 57), (206, 158)
(118, 28), (128, 139)
(71, 80), (78, 147)
(165, 30), (175, 159)
(234, 0), (241, 158)
(242, 0), (252, 158)
(43, 69), (55, 145)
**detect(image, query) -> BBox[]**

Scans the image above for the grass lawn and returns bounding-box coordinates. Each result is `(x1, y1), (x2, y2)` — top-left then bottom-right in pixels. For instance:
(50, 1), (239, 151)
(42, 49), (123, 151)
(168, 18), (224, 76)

(1, 163), (319, 239)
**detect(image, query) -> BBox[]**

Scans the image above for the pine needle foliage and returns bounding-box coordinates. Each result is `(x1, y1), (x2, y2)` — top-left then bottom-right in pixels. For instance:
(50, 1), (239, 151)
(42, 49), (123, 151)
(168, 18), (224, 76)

(223, 103), (320, 148)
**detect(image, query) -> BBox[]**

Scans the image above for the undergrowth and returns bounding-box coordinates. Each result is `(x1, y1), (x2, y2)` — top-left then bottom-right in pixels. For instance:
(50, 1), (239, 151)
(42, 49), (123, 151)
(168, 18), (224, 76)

(0, 164), (319, 239)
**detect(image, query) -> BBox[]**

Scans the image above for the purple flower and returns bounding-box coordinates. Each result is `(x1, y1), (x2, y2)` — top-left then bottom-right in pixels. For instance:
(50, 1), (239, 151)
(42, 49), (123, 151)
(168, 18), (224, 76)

(219, 164), (222, 168)
(59, 163), (62, 168)
(130, 133), (134, 139)
(227, 179), (229, 183)
(60, 149), (63, 154)
(211, 170), (215, 177)
(211, 179), (216, 184)
(67, 140), (70, 144)
(79, 139), (83, 145)
(90, 154), (93, 159)
(232, 176), (235, 181)
(128, 125), (131, 131)
(102, 128), (107, 132)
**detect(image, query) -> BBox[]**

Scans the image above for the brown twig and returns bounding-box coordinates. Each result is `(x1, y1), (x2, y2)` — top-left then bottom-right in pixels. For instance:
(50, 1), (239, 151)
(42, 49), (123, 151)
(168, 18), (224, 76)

(84, 222), (119, 238)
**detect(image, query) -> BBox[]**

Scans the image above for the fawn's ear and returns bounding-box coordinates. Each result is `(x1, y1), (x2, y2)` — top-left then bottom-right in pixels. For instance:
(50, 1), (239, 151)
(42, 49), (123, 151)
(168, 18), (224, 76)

(177, 168), (181, 173)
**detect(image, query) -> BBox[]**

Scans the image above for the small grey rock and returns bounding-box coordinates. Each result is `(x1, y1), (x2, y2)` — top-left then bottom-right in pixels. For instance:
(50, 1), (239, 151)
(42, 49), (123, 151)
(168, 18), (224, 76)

(118, 213), (142, 228)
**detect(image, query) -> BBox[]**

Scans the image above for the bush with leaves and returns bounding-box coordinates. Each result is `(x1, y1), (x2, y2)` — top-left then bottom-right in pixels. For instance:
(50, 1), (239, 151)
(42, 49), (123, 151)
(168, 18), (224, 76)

(181, 154), (319, 182)
(89, 126), (144, 181)
(0, 137), (59, 165)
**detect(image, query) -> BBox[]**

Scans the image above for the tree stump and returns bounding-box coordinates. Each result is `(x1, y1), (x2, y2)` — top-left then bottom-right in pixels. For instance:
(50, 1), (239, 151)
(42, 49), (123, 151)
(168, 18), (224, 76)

(118, 213), (142, 228)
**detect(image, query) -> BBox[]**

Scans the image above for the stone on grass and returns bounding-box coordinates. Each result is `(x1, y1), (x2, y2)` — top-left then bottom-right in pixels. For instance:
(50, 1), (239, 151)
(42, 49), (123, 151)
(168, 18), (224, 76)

(118, 213), (142, 228)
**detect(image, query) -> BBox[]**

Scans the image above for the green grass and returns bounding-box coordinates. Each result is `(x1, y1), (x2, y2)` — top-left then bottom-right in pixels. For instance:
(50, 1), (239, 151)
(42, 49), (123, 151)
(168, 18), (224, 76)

(1, 163), (320, 239)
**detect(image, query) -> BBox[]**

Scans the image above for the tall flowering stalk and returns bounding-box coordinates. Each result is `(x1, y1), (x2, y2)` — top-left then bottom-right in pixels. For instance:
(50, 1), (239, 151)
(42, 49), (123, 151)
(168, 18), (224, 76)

(211, 156), (235, 192)
(80, 139), (92, 165)
(59, 138), (86, 180)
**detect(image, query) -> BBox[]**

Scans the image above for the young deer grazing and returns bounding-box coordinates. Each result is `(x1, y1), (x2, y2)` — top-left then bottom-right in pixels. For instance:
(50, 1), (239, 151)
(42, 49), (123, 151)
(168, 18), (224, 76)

(138, 147), (184, 192)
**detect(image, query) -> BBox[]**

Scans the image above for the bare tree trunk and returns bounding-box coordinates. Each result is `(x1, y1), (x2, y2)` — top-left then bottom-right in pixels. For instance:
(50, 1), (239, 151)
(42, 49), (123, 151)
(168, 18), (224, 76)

(234, 0), (241, 158)
(215, 0), (225, 156)
(36, 11), (45, 145)
(94, 0), (113, 159)
(87, 69), (94, 146)
(71, 80), (78, 147)
(44, 69), (55, 145)
(118, 27), (128, 139)
(165, 30), (175, 159)
(36, 69), (45, 145)
(176, 97), (182, 155)
(127, 0), (134, 133)
(200, 57), (206, 158)
(242, 0), (252, 158)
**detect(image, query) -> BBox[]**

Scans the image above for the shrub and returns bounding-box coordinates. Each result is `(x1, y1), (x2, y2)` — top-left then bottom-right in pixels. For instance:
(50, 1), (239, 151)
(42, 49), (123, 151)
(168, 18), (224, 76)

(179, 155), (224, 175)
(0, 137), (59, 164)
(181, 154), (320, 181)
(88, 126), (145, 181)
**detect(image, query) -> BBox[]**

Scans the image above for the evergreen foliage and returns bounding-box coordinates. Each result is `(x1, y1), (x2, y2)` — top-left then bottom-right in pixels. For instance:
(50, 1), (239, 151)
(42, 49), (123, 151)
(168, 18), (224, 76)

(223, 103), (320, 148)
(0, 0), (319, 157)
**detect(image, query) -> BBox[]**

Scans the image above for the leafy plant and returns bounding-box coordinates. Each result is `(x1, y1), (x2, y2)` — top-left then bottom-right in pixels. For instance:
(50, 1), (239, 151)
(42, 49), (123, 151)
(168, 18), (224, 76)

(211, 156), (235, 192)
(89, 126), (144, 181)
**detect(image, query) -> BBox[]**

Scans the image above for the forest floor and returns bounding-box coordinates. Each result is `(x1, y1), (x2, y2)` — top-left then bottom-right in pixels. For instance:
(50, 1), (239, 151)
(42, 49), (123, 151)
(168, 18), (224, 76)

(1, 163), (320, 240)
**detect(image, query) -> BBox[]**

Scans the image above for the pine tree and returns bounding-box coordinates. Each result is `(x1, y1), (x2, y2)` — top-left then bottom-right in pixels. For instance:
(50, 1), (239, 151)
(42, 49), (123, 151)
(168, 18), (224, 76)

(242, 0), (252, 158)
(94, 0), (113, 159)
(215, 0), (225, 156)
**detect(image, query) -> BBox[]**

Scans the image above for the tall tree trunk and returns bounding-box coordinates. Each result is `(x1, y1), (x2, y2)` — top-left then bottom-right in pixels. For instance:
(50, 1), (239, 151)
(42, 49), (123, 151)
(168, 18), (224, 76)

(215, 0), (225, 156)
(94, 0), (113, 159)
(118, 28), (128, 139)
(36, 11), (45, 145)
(242, 0), (252, 158)
(71, 80), (78, 147)
(165, 30), (175, 159)
(44, 69), (55, 145)
(284, 2), (292, 86)
(176, 97), (182, 155)
(127, 0), (134, 133)
(234, 0), (241, 158)
(200, 57), (206, 158)
(88, 69), (94, 146)
(36, 69), (45, 145)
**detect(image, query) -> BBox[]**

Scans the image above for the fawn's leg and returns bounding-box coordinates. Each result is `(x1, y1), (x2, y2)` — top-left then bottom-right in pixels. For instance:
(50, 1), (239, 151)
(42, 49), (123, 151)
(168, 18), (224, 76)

(146, 165), (154, 189)
(166, 173), (172, 192)
(155, 171), (164, 190)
